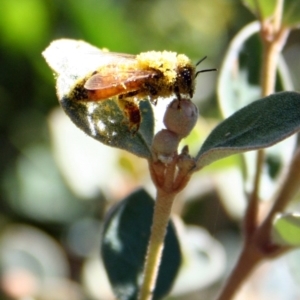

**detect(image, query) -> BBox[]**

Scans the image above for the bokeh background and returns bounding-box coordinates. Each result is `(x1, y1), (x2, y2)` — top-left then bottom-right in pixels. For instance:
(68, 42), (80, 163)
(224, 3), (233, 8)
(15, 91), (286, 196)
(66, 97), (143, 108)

(1, 0), (300, 299)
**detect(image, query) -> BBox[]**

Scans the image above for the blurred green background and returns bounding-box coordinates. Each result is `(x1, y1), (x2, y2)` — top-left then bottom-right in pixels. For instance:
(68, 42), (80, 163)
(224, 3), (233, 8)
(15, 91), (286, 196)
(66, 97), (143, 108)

(1, 1), (300, 299)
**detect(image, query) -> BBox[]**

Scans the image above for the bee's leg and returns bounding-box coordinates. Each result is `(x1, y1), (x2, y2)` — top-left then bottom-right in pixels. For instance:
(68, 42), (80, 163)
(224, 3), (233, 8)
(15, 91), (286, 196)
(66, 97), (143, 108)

(144, 82), (159, 105)
(174, 86), (182, 108)
(149, 97), (158, 105)
(117, 97), (141, 134)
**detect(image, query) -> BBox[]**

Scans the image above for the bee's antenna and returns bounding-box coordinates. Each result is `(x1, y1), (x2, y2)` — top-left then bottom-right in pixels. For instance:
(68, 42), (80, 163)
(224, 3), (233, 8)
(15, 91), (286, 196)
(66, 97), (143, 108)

(195, 56), (217, 78)
(196, 56), (207, 66)
(195, 68), (217, 77)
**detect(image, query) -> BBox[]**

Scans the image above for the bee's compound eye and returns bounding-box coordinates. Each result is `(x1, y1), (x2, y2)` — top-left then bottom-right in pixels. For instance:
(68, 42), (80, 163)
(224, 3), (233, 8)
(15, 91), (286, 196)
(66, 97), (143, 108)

(181, 68), (192, 86)
(177, 68), (194, 97)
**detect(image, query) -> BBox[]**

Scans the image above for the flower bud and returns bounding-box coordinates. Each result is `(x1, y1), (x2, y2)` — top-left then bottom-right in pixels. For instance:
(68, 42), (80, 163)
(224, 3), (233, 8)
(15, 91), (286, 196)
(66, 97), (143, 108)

(177, 146), (196, 171)
(151, 129), (180, 163)
(163, 98), (198, 138)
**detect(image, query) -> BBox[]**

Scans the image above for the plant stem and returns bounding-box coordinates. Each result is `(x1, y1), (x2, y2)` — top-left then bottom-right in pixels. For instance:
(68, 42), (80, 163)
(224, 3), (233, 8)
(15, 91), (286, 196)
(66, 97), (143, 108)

(245, 1), (289, 237)
(273, 0), (284, 33)
(244, 149), (265, 236)
(139, 161), (177, 300)
(138, 189), (176, 300)
(217, 3), (292, 299)
(263, 147), (300, 226)
(216, 149), (300, 300)
(215, 243), (262, 300)
(258, 148), (300, 241)
(246, 0), (289, 233)
(261, 29), (288, 97)
(216, 146), (300, 300)
(245, 6), (287, 239)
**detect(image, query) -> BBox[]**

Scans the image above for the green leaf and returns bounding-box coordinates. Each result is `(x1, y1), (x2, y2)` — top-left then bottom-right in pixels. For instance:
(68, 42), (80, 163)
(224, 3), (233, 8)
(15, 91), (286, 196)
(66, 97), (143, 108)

(42, 39), (154, 158)
(101, 189), (181, 300)
(60, 96), (154, 158)
(283, 0), (300, 27)
(272, 212), (300, 246)
(242, 0), (276, 20)
(243, 0), (300, 27)
(196, 91), (300, 169)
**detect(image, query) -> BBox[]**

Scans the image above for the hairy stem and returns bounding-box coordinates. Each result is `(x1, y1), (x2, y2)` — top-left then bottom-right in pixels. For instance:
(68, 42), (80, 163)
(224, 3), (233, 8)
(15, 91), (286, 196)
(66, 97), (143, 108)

(138, 188), (176, 300)
(139, 160), (177, 300)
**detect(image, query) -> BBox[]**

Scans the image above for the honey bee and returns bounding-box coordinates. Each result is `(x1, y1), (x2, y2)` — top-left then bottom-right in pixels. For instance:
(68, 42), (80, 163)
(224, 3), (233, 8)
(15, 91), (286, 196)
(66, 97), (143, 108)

(69, 50), (215, 132)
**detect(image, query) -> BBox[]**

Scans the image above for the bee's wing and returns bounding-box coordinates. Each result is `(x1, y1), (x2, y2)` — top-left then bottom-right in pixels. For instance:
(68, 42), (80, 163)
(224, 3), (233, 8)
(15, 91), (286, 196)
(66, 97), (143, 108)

(83, 51), (137, 67)
(43, 39), (138, 76)
(84, 69), (156, 90)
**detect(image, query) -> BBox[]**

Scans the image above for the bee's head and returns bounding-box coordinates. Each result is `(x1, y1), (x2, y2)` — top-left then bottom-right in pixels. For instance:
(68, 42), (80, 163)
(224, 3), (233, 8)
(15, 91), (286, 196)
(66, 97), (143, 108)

(174, 56), (216, 99)
(176, 65), (196, 98)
